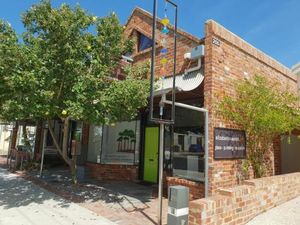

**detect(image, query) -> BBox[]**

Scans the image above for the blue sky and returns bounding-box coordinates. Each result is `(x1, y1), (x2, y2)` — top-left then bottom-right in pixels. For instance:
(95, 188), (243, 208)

(0, 0), (299, 67)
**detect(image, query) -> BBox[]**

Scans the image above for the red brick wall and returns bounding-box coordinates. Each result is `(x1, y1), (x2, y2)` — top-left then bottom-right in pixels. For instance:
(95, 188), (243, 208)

(189, 172), (300, 225)
(167, 177), (204, 200)
(85, 162), (138, 181)
(203, 20), (298, 195)
(124, 8), (202, 78)
(84, 8), (204, 184)
(273, 136), (281, 175)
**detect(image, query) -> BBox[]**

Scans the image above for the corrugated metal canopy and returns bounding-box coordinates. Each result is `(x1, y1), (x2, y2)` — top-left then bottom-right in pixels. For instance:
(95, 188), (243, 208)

(155, 69), (204, 94)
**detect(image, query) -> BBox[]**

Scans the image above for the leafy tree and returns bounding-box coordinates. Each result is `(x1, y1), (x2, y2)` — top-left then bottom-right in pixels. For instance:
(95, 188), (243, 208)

(0, 1), (149, 183)
(218, 75), (300, 178)
(0, 20), (31, 118)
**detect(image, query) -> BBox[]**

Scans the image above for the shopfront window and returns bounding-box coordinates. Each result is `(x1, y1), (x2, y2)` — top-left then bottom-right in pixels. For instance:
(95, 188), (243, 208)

(171, 107), (205, 182)
(87, 125), (102, 163)
(101, 120), (140, 165)
(87, 120), (140, 165)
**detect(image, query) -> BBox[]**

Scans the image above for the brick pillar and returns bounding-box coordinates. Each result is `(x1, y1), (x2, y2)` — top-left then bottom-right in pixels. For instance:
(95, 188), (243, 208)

(203, 20), (214, 196)
(273, 136), (281, 175)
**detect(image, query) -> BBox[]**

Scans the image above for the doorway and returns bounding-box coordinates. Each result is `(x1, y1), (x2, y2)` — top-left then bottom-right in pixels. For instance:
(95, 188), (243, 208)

(143, 127), (159, 183)
(281, 135), (300, 173)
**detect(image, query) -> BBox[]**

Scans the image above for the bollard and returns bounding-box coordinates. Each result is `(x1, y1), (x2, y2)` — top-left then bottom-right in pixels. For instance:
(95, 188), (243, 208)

(167, 185), (189, 225)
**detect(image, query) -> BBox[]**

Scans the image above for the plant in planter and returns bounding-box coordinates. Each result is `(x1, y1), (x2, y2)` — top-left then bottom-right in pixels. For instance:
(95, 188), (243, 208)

(218, 75), (300, 178)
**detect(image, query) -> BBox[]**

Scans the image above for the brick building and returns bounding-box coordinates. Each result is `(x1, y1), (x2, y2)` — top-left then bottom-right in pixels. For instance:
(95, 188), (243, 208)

(13, 7), (299, 199)
(83, 8), (299, 198)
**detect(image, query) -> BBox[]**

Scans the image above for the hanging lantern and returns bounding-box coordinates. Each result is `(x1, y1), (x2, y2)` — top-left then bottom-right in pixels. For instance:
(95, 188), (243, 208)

(159, 1), (169, 78)
(160, 48), (168, 55)
(161, 38), (167, 47)
(162, 26), (169, 34)
(161, 17), (170, 26)
(160, 58), (168, 64)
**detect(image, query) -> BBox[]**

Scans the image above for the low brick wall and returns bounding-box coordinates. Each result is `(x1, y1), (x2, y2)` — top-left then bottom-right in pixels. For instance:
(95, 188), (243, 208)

(189, 172), (300, 225)
(85, 162), (138, 181)
(167, 177), (205, 200)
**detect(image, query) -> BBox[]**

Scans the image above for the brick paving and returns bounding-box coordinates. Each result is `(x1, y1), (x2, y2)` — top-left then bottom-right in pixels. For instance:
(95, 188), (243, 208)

(0, 157), (168, 225)
(0, 168), (115, 225)
(0, 155), (8, 168)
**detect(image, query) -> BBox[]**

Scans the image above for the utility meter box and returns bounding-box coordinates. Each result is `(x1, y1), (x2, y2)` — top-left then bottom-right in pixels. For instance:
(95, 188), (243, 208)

(167, 185), (189, 225)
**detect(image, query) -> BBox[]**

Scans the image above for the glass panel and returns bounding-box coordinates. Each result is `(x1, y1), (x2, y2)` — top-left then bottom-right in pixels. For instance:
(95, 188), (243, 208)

(16, 126), (36, 152)
(172, 107), (205, 181)
(87, 125), (102, 163)
(138, 33), (153, 52)
(101, 120), (140, 165)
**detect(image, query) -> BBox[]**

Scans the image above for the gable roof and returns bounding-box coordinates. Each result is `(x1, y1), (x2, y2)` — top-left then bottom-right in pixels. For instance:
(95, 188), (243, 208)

(125, 7), (204, 44)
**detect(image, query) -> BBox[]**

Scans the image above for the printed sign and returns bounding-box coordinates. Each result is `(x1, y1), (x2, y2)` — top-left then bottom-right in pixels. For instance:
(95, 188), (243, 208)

(214, 128), (246, 159)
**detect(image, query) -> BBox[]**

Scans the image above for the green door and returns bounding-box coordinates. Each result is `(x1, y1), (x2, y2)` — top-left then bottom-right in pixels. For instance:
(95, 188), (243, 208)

(143, 127), (159, 183)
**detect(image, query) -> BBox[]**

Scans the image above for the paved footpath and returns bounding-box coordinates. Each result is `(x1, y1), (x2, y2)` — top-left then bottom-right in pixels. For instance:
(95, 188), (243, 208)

(0, 168), (116, 225)
(246, 196), (300, 225)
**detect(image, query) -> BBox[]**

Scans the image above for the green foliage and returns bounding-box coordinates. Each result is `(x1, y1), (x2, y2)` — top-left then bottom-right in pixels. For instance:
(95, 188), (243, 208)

(0, 1), (149, 183)
(0, 0), (148, 124)
(219, 75), (300, 178)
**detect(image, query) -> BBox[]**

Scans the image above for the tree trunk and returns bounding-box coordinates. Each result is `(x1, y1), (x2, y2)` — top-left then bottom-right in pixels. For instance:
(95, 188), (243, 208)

(47, 118), (78, 184)
(70, 155), (78, 184)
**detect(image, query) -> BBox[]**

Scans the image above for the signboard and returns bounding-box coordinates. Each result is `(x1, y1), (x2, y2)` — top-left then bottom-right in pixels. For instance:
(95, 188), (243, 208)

(212, 37), (221, 46)
(214, 128), (246, 159)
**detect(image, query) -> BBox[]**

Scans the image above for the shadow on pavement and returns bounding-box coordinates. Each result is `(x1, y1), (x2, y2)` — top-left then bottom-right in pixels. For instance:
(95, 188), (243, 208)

(0, 168), (72, 210)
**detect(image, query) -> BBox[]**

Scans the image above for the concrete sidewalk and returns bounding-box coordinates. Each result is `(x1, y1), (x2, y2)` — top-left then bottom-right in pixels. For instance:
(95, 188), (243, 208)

(0, 168), (116, 225)
(246, 196), (300, 225)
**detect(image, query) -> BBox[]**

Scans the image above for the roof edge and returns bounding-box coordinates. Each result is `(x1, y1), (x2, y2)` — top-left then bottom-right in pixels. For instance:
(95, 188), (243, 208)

(126, 7), (204, 44)
(205, 19), (296, 81)
(292, 62), (300, 75)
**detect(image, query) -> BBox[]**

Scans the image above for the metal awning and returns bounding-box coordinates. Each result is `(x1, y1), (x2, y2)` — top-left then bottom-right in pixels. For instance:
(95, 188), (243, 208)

(155, 69), (204, 93)
(151, 68), (208, 197)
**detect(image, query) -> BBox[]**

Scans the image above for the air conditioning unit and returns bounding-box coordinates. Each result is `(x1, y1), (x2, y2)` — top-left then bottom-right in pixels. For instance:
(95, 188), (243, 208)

(184, 45), (204, 60)
(184, 45), (205, 74)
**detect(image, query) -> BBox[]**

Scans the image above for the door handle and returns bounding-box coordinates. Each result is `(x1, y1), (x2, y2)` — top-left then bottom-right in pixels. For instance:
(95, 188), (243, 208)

(149, 159), (154, 162)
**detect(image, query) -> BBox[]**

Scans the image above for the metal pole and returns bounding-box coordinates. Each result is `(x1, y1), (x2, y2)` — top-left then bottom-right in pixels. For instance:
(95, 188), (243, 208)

(163, 100), (208, 113)
(39, 127), (47, 177)
(170, 1), (177, 123)
(204, 111), (209, 197)
(158, 122), (164, 225)
(149, 0), (158, 121)
(6, 125), (13, 166)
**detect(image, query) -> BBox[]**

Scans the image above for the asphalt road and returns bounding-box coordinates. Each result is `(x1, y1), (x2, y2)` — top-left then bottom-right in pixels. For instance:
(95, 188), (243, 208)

(0, 168), (116, 225)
